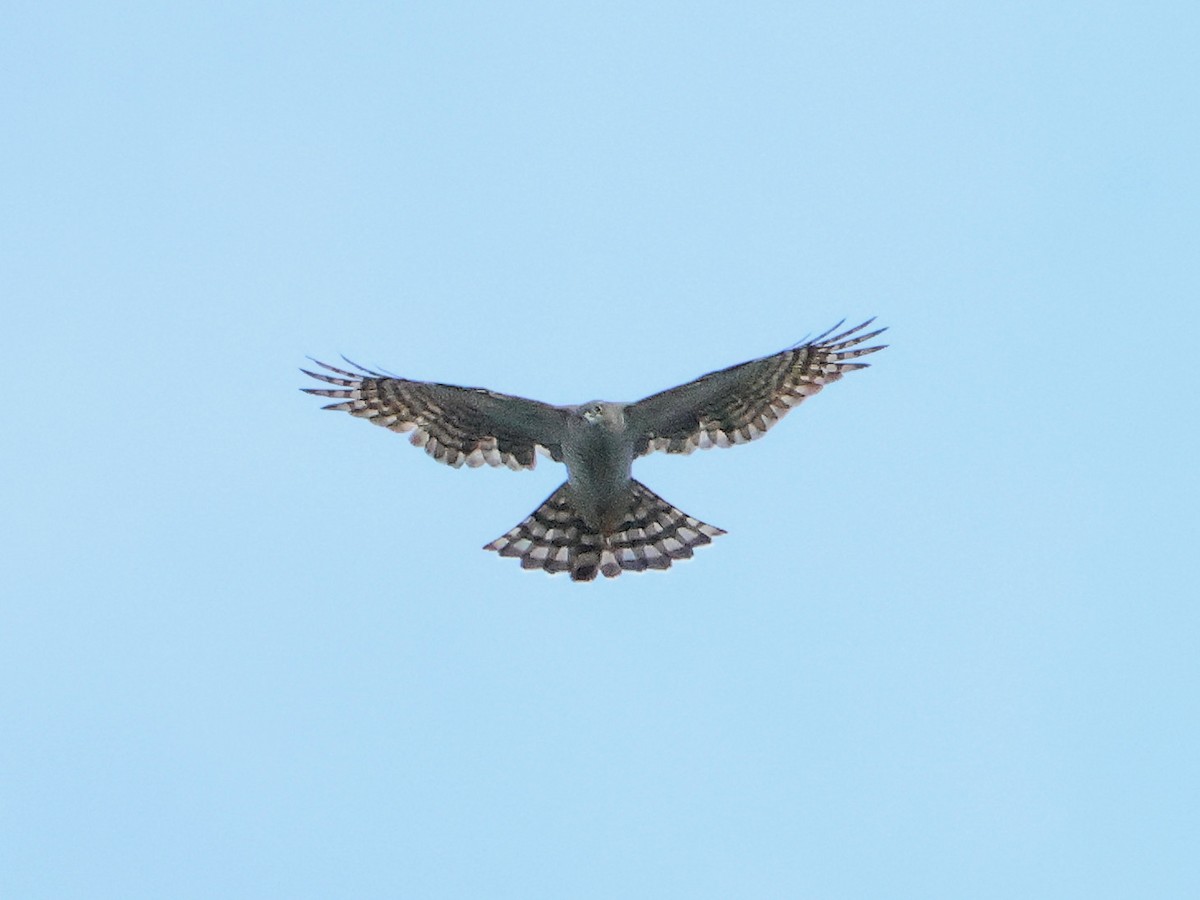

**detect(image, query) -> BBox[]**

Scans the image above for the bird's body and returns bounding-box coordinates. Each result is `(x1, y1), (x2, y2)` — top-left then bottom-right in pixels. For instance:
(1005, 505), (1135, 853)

(563, 403), (636, 533)
(303, 320), (886, 580)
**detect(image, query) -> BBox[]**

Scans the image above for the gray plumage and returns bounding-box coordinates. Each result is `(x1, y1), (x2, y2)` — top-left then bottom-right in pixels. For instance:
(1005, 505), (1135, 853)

(302, 319), (886, 581)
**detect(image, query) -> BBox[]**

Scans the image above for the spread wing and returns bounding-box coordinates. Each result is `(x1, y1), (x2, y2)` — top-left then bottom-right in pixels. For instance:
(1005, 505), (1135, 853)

(625, 319), (887, 457)
(301, 359), (570, 469)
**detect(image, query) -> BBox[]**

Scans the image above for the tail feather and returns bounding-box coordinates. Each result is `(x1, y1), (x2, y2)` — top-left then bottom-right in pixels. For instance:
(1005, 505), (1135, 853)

(484, 481), (724, 581)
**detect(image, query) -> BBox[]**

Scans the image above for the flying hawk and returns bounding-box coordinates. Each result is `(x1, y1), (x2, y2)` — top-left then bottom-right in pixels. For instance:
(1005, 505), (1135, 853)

(302, 319), (886, 581)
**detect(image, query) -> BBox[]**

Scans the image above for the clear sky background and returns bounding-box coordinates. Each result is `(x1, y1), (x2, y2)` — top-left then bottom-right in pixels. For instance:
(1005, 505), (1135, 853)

(3, 2), (1197, 897)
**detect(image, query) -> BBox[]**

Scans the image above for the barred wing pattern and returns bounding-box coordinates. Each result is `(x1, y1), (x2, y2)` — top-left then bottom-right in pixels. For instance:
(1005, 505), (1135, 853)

(626, 319), (887, 457)
(301, 359), (569, 469)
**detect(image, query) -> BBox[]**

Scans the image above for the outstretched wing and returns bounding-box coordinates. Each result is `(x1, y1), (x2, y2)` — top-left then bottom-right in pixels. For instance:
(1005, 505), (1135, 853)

(625, 319), (887, 457)
(301, 359), (570, 470)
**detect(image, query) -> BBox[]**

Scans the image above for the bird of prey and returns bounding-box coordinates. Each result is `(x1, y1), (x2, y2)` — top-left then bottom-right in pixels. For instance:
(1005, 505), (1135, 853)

(302, 319), (886, 581)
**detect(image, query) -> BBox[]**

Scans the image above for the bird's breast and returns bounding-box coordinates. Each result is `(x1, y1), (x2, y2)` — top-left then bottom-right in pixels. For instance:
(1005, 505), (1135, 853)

(563, 426), (634, 531)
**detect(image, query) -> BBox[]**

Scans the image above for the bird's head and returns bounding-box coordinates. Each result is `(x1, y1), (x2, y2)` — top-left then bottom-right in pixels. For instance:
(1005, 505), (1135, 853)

(580, 401), (621, 427)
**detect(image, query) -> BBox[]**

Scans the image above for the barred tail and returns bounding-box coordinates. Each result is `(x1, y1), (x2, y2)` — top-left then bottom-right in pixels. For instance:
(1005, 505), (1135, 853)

(484, 480), (725, 582)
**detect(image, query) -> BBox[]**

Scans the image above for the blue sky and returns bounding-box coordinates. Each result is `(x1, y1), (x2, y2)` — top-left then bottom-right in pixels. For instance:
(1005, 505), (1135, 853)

(3, 2), (1197, 897)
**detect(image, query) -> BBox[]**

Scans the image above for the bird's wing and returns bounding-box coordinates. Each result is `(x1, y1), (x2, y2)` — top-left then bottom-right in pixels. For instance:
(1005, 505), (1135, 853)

(625, 319), (887, 457)
(301, 359), (570, 469)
